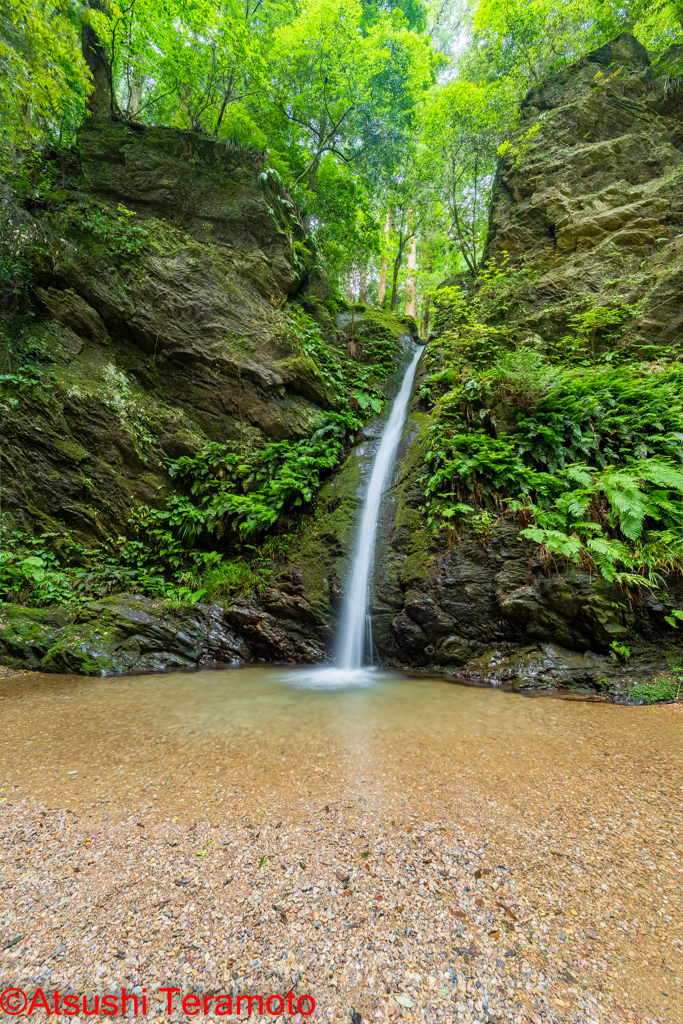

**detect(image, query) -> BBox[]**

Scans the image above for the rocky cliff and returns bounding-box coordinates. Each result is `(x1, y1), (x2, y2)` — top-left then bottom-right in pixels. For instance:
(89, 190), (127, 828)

(364, 33), (683, 693)
(1, 122), (330, 543)
(1, 35), (682, 688)
(0, 120), (413, 672)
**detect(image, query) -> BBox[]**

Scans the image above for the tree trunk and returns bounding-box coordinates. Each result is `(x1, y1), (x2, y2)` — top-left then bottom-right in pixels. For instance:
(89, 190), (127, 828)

(214, 73), (235, 134)
(404, 235), (417, 318)
(82, 2), (116, 118)
(83, 24), (112, 115)
(128, 78), (144, 116)
(378, 258), (388, 306)
(389, 245), (403, 311)
(346, 273), (354, 304)
(359, 266), (368, 305)
(378, 212), (390, 306)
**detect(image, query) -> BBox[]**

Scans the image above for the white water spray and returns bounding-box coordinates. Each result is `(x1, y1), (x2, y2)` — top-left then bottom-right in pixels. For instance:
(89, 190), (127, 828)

(336, 346), (423, 671)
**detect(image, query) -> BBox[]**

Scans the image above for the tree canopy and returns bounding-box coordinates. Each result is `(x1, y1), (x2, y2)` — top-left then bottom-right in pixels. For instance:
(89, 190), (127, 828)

(1, 0), (681, 304)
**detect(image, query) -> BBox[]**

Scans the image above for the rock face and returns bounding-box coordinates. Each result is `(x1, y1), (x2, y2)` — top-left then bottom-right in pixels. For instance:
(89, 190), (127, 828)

(487, 32), (683, 355)
(1, 122), (332, 545)
(361, 33), (683, 689)
(0, 594), (323, 675)
(0, 119), (416, 673)
(368, 404), (671, 691)
(2, 37), (682, 684)
(0, 337), (417, 676)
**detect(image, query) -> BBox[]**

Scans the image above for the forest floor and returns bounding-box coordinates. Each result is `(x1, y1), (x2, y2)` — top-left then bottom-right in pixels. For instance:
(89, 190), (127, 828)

(0, 668), (680, 1024)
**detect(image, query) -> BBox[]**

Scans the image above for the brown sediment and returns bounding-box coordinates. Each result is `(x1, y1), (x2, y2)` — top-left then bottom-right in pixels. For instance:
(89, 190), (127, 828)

(0, 666), (680, 1024)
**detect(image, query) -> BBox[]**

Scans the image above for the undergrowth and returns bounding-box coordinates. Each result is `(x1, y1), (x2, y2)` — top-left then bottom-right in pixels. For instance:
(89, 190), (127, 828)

(628, 676), (681, 704)
(421, 267), (683, 593)
(0, 408), (364, 609)
(0, 151), (410, 610)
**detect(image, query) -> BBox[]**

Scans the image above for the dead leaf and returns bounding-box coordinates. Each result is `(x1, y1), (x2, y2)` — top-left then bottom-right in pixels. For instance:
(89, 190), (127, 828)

(497, 901), (519, 921)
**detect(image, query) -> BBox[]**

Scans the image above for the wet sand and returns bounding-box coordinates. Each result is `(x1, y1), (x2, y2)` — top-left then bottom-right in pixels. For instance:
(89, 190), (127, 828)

(0, 666), (680, 1024)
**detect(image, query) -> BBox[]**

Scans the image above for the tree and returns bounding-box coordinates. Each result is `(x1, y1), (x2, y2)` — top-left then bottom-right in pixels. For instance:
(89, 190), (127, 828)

(310, 154), (382, 289)
(463, 0), (682, 91)
(420, 79), (508, 276)
(267, 0), (436, 195)
(0, 0), (95, 146)
(101, 0), (287, 138)
(382, 142), (430, 309)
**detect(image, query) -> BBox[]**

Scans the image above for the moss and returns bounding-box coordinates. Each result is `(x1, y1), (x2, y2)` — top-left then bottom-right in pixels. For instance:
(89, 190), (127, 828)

(361, 306), (416, 341)
(399, 530), (435, 592)
(0, 602), (74, 668)
(290, 448), (366, 621)
(39, 640), (116, 676)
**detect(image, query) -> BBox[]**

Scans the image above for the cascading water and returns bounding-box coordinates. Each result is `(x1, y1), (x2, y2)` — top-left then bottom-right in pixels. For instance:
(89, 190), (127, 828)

(336, 345), (424, 671)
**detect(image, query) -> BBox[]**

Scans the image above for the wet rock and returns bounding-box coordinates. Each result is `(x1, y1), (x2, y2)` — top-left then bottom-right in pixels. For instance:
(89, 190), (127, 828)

(0, 594), (317, 675)
(0, 604), (73, 671)
(463, 643), (612, 690)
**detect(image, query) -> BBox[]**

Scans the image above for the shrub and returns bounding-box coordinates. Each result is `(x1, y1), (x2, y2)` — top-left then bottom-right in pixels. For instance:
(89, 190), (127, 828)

(628, 678), (679, 704)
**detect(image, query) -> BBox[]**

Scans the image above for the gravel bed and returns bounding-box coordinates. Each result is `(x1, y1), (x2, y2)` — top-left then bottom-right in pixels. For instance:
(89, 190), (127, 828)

(0, 675), (680, 1024)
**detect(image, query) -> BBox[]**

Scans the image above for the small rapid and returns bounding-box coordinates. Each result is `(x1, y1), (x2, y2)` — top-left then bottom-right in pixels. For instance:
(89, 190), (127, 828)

(335, 345), (424, 672)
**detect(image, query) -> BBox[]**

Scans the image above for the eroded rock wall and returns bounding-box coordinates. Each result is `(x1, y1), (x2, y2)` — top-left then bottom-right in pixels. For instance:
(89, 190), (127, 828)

(1, 122), (332, 545)
(365, 34), (683, 690)
(487, 32), (683, 357)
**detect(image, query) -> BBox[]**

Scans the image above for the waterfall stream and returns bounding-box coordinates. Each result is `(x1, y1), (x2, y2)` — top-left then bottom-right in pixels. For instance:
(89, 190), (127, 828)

(336, 345), (424, 670)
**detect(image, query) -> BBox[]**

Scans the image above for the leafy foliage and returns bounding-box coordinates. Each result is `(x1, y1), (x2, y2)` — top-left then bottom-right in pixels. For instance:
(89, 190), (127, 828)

(421, 264), (683, 587)
(514, 366), (683, 473)
(0, 525), (270, 608)
(0, 405), (364, 608)
(151, 410), (362, 546)
(0, 0), (94, 149)
(628, 677), (680, 703)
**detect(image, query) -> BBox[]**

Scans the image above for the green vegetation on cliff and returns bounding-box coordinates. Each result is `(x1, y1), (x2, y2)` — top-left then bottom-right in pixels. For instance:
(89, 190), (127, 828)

(0, 123), (413, 610)
(423, 280), (683, 586)
(4, 0), (683, 306)
(417, 33), (683, 614)
(1, 1), (682, 686)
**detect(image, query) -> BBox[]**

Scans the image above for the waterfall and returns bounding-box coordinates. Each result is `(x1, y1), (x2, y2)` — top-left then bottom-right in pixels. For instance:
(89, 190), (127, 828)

(336, 346), (424, 670)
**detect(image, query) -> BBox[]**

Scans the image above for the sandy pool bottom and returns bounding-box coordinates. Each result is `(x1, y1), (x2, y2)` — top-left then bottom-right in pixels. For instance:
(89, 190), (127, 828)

(0, 665), (680, 1024)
